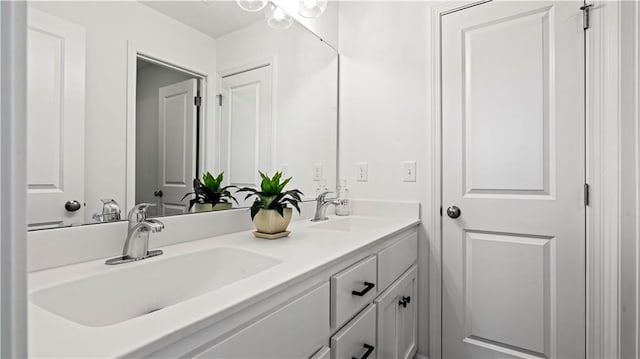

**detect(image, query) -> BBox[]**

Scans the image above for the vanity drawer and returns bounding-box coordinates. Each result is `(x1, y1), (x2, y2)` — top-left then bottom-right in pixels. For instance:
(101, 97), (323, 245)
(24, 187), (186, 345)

(331, 256), (377, 329)
(330, 304), (376, 359)
(377, 230), (417, 292)
(195, 283), (329, 359)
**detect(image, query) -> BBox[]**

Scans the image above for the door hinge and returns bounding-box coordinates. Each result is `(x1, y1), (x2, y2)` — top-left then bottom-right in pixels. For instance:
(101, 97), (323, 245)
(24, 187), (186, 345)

(440, 206), (443, 217)
(584, 183), (590, 206)
(217, 94), (222, 107)
(194, 96), (202, 107)
(580, 3), (593, 30)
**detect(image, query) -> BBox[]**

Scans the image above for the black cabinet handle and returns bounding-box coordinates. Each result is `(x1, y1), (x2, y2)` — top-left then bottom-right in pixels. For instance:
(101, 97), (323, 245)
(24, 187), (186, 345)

(351, 281), (375, 296)
(351, 344), (374, 359)
(399, 296), (411, 308)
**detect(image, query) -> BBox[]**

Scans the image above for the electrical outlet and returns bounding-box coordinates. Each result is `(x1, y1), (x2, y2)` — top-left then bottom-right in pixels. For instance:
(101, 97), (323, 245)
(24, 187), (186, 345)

(403, 161), (416, 182)
(356, 162), (368, 182)
(312, 163), (323, 181)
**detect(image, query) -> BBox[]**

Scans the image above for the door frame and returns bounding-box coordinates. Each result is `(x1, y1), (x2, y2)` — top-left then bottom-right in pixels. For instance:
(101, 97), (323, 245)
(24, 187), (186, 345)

(426, 1), (626, 358)
(126, 43), (208, 213)
(0, 1), (28, 357)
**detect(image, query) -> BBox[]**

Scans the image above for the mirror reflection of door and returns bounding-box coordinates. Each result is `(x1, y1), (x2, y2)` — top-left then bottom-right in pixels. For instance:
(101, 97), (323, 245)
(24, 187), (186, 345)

(135, 59), (201, 217)
(220, 65), (273, 208)
(26, 8), (86, 229)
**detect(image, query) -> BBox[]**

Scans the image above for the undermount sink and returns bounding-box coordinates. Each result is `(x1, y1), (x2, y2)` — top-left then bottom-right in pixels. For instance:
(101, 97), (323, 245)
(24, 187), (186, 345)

(310, 217), (391, 232)
(30, 247), (281, 327)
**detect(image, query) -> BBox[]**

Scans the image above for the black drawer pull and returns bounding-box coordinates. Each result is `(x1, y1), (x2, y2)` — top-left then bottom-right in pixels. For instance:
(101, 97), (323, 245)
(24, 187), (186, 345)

(351, 281), (375, 296)
(352, 344), (374, 359)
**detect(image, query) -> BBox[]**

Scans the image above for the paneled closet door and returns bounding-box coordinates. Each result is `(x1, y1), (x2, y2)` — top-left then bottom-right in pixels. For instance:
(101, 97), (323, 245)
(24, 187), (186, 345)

(157, 78), (198, 216)
(220, 65), (273, 207)
(441, 2), (585, 358)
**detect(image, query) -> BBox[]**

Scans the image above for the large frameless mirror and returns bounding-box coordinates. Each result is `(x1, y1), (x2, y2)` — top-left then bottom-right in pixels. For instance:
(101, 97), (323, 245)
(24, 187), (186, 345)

(26, 0), (338, 230)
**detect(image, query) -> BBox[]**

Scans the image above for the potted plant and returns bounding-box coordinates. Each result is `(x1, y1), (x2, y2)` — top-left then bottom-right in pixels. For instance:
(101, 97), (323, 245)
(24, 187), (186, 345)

(182, 171), (238, 212)
(237, 171), (303, 237)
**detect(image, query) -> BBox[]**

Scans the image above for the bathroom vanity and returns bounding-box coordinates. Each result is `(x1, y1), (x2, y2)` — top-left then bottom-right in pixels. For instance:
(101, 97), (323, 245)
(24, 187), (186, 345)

(28, 202), (420, 358)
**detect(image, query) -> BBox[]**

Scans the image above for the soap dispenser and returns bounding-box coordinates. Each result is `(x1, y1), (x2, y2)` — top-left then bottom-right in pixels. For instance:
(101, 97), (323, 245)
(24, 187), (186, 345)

(335, 179), (350, 216)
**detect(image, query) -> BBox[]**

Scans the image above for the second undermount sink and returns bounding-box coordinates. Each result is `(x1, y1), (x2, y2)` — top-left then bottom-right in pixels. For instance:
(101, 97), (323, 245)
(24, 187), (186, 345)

(30, 247), (281, 327)
(310, 217), (392, 232)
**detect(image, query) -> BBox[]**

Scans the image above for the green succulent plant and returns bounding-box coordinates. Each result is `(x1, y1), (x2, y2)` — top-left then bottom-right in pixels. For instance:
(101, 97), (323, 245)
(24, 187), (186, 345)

(182, 171), (238, 210)
(237, 171), (304, 220)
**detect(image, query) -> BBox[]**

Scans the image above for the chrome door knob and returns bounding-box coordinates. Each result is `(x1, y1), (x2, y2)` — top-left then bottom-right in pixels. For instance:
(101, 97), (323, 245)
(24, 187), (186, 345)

(446, 205), (461, 219)
(65, 200), (82, 212)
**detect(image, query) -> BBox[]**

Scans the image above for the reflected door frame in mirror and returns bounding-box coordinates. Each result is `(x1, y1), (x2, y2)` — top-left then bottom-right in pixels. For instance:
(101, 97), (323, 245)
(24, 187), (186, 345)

(126, 42), (214, 215)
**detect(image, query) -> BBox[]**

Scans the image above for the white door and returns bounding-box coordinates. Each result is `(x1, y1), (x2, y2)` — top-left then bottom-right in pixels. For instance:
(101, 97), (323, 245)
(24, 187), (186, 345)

(441, 2), (585, 358)
(220, 66), (272, 206)
(27, 8), (86, 229)
(157, 79), (198, 216)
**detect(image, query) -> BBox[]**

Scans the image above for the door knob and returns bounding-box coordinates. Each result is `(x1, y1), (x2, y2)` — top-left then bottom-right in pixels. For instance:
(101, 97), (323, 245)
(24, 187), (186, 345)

(154, 190), (163, 198)
(65, 200), (82, 212)
(446, 206), (461, 219)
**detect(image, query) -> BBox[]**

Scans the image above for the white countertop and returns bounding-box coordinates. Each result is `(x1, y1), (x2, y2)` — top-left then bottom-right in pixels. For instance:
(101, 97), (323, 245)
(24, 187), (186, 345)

(28, 214), (419, 358)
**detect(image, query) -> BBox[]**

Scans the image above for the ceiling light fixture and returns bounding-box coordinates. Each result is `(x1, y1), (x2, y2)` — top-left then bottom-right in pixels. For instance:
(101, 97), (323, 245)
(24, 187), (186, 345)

(298, 0), (327, 18)
(264, 3), (293, 30)
(236, 0), (268, 12)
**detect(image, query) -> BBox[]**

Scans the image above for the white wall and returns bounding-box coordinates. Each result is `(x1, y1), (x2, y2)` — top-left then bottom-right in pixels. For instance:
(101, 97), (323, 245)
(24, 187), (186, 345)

(338, 1), (431, 355)
(135, 62), (193, 209)
(28, 2), (218, 222)
(216, 20), (338, 198)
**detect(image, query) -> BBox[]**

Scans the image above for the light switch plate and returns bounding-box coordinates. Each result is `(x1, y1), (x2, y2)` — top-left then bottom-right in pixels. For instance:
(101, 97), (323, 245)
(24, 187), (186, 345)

(312, 163), (323, 181)
(403, 161), (416, 182)
(357, 162), (368, 182)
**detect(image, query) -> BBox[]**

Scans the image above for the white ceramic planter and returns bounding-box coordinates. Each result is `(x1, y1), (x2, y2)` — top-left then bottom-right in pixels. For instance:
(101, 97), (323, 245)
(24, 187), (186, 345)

(193, 202), (233, 213)
(253, 208), (292, 234)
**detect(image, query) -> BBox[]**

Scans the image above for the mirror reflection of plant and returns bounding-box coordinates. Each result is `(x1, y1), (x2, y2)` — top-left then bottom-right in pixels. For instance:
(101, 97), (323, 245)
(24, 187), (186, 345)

(182, 171), (238, 210)
(237, 171), (303, 220)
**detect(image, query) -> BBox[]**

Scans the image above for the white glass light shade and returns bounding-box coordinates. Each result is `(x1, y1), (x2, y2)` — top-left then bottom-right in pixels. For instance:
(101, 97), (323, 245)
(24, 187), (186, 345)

(264, 3), (293, 29)
(298, 0), (327, 18)
(236, 0), (268, 12)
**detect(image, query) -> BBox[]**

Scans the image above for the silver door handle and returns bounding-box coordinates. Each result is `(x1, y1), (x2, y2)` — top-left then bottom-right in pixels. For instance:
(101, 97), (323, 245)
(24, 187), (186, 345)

(446, 206), (461, 219)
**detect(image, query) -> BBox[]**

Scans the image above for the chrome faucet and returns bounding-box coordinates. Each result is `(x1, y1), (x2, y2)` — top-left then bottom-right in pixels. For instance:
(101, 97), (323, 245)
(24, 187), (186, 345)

(92, 198), (121, 223)
(311, 191), (340, 222)
(105, 203), (164, 265)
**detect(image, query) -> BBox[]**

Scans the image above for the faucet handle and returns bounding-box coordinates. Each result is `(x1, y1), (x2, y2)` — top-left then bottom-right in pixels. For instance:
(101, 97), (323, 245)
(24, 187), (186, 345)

(316, 191), (333, 201)
(128, 203), (156, 223)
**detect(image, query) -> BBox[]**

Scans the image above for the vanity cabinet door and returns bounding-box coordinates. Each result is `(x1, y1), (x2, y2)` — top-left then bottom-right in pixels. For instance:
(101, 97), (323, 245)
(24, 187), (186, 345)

(374, 265), (417, 359)
(397, 266), (417, 359)
(195, 283), (329, 359)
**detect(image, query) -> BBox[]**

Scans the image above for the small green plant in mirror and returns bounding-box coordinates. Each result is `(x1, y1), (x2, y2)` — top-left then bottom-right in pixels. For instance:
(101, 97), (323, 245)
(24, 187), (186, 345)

(237, 171), (304, 220)
(182, 171), (238, 210)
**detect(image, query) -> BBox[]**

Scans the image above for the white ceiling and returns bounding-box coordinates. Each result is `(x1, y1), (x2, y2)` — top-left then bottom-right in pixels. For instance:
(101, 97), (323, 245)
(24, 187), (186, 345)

(140, 1), (263, 39)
